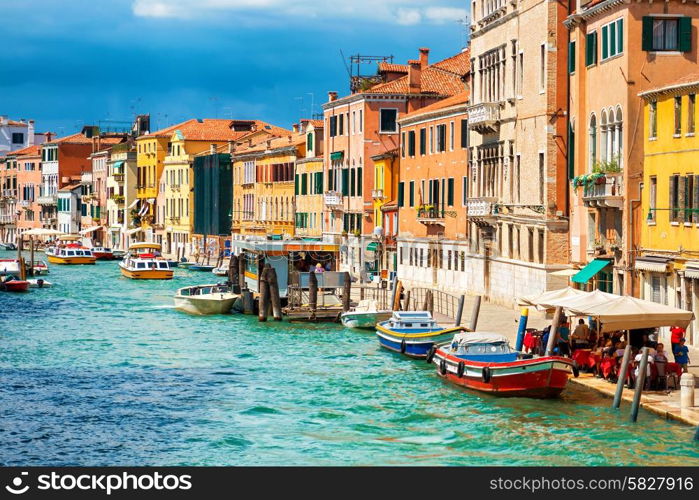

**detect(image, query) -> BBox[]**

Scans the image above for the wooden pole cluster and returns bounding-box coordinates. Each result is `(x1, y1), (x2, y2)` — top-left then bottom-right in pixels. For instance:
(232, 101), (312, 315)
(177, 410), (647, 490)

(268, 266), (282, 321)
(613, 344), (633, 409)
(455, 295), (465, 327)
(630, 347), (650, 422)
(545, 306), (562, 356)
(258, 264), (272, 322)
(29, 237), (35, 277)
(342, 271), (351, 312)
(228, 254), (238, 290)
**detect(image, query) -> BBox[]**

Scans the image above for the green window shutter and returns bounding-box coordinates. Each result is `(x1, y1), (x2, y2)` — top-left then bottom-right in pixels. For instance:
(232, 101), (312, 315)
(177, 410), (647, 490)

(609, 22), (616, 56)
(602, 25), (609, 59)
(419, 129), (426, 155)
(408, 131), (416, 156)
(398, 182), (405, 207)
(447, 178), (454, 206)
(341, 169), (349, 196)
(617, 19), (623, 54)
(357, 167), (362, 196)
(567, 122), (575, 180)
(350, 168), (356, 196)
(568, 41), (575, 74)
(586, 32), (597, 66)
(642, 16), (653, 51)
(409, 181), (414, 207)
(679, 17), (692, 52)
(295, 174), (299, 195)
(307, 133), (313, 151)
(328, 169), (333, 191)
(301, 173), (308, 195)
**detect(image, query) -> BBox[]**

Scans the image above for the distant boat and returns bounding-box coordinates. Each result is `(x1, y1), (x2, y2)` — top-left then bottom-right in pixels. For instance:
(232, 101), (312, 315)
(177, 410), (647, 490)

(31, 260), (50, 275)
(341, 299), (392, 329)
(173, 283), (239, 315)
(0, 259), (22, 275)
(119, 242), (173, 280)
(91, 247), (116, 260)
(0, 242), (17, 251)
(27, 278), (53, 288)
(178, 261), (195, 269)
(375, 311), (463, 358)
(212, 265), (228, 276)
(46, 235), (96, 265)
(189, 264), (215, 272)
(429, 331), (576, 398)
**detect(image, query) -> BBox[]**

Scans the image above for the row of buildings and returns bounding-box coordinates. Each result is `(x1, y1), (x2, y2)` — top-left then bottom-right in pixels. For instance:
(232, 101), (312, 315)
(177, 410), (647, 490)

(2, 0), (699, 347)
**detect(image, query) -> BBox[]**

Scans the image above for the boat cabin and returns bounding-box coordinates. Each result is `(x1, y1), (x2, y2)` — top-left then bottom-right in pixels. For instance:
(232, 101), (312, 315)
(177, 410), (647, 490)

(56, 247), (93, 257)
(128, 259), (170, 270)
(447, 332), (518, 363)
(179, 284), (231, 296)
(385, 311), (440, 332)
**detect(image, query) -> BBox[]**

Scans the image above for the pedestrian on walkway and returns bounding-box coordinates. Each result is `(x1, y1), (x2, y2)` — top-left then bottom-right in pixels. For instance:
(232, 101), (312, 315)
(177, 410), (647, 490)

(670, 326), (685, 361)
(673, 338), (690, 373)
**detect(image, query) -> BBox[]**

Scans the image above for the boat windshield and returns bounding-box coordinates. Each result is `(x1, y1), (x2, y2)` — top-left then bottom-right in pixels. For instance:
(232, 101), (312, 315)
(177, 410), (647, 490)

(157, 262), (169, 269)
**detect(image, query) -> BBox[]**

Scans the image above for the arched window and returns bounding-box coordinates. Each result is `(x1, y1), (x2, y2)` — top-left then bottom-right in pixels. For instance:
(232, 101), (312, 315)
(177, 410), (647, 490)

(600, 110), (608, 163)
(588, 114), (597, 172)
(615, 106), (623, 169)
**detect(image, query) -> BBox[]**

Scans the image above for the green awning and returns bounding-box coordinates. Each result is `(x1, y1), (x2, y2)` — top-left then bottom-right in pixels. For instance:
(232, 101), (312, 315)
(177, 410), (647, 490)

(571, 259), (611, 284)
(366, 242), (379, 251)
(330, 151), (344, 161)
(112, 160), (125, 171)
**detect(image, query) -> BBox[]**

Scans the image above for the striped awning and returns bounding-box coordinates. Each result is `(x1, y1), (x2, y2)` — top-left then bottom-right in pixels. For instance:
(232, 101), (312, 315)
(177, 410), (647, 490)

(684, 262), (699, 279)
(635, 257), (671, 273)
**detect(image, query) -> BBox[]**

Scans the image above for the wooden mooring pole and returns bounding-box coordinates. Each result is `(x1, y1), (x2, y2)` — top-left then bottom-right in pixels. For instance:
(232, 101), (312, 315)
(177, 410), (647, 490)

(308, 270), (318, 321)
(545, 306), (562, 356)
(454, 295), (465, 327)
(258, 265), (271, 322)
(268, 266), (283, 321)
(238, 253), (246, 291)
(630, 347), (650, 422)
(612, 344), (633, 409)
(468, 295), (482, 332)
(342, 272), (351, 312)
(29, 237), (35, 277)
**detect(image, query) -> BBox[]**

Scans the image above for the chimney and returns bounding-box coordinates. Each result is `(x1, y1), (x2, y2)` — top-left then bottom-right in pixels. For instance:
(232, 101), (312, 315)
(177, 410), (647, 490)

(227, 140), (233, 154)
(328, 91), (338, 102)
(419, 47), (430, 68)
(28, 120), (35, 146)
(210, 143), (216, 154)
(292, 123), (299, 133)
(408, 60), (421, 93)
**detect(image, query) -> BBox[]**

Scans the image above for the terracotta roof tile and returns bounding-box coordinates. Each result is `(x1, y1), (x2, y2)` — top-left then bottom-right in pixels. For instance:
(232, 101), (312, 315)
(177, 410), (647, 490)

(364, 49), (470, 96)
(8, 144), (41, 157)
(378, 62), (409, 73)
(141, 118), (254, 141)
(400, 91), (470, 120)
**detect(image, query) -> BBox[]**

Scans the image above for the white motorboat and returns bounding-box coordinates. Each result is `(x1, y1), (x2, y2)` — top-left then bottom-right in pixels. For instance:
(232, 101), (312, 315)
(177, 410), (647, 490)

(340, 299), (393, 330)
(173, 283), (239, 315)
(28, 278), (53, 288)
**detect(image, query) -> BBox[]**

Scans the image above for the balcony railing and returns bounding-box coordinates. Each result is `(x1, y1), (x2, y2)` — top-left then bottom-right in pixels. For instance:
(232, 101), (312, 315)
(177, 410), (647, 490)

(417, 207), (446, 225)
(0, 215), (15, 224)
(466, 102), (500, 133)
(324, 191), (344, 208)
(112, 173), (124, 181)
(1, 189), (17, 199)
(20, 200), (31, 208)
(37, 195), (57, 205)
(467, 197), (498, 218)
(372, 189), (385, 200)
(582, 174), (623, 209)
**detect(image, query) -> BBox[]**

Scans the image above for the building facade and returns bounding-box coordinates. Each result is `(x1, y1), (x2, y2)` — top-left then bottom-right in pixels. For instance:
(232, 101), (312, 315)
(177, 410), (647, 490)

(294, 120), (325, 238)
(0, 116), (50, 155)
(466, 0), (571, 304)
(106, 144), (136, 251)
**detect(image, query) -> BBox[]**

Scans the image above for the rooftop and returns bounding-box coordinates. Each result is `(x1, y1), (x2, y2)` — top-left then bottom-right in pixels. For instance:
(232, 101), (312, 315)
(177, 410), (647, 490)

(400, 91), (469, 121)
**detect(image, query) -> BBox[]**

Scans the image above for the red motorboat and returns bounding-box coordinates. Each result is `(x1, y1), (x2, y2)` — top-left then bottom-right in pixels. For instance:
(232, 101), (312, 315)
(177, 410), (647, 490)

(428, 332), (577, 398)
(0, 275), (30, 292)
(91, 247), (116, 260)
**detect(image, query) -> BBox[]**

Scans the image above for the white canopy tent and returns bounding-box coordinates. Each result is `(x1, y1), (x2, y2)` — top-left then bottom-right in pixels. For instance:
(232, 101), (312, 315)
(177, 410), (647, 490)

(518, 286), (587, 309)
(523, 288), (694, 333)
(79, 226), (103, 235)
(21, 228), (64, 237)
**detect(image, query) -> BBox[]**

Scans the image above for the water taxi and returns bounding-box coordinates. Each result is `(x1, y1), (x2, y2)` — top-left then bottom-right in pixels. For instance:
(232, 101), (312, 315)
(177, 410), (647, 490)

(340, 299), (392, 330)
(91, 247), (116, 260)
(375, 311), (464, 358)
(173, 283), (238, 315)
(119, 242), (173, 280)
(46, 235), (96, 265)
(429, 331), (576, 398)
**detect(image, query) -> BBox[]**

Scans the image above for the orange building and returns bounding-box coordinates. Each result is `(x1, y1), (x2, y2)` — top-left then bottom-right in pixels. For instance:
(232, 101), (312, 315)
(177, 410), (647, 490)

(395, 92), (469, 290)
(322, 48), (470, 278)
(566, 0), (699, 296)
(13, 145), (43, 235)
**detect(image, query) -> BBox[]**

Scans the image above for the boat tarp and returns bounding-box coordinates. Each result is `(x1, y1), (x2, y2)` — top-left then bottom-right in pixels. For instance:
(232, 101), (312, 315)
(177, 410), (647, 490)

(452, 332), (510, 345)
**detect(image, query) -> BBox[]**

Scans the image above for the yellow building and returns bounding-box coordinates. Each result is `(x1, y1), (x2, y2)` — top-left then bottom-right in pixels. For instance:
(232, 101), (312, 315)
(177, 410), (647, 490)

(371, 149), (398, 229)
(135, 129), (170, 237)
(294, 120), (324, 238)
(639, 79), (699, 346)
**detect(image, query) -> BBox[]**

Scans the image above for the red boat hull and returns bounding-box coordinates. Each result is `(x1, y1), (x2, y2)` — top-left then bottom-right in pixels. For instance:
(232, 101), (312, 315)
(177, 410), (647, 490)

(433, 349), (574, 398)
(1, 280), (29, 292)
(93, 252), (115, 260)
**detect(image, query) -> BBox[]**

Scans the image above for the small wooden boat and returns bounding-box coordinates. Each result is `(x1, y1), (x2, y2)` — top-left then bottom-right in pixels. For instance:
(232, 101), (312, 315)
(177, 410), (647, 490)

(173, 283), (239, 315)
(0, 242), (17, 251)
(375, 311), (463, 358)
(119, 243), (173, 280)
(178, 261), (195, 268)
(341, 299), (392, 329)
(189, 264), (215, 272)
(212, 265), (228, 276)
(0, 275), (29, 292)
(429, 331), (576, 398)
(28, 278), (53, 288)
(91, 247), (116, 260)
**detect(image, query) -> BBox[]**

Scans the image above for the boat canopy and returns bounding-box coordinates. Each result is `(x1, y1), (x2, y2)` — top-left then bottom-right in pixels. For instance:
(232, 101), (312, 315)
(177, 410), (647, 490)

(129, 242), (162, 251)
(58, 234), (82, 241)
(392, 311), (433, 320)
(452, 332), (510, 345)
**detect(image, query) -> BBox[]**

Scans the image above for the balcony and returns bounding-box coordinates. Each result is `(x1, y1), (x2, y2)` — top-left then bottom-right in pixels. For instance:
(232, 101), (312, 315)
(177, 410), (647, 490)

(37, 195), (57, 206)
(467, 197), (498, 225)
(81, 193), (97, 203)
(20, 200), (31, 208)
(1, 189), (17, 199)
(324, 191), (344, 209)
(372, 189), (385, 200)
(466, 102), (500, 133)
(111, 195), (125, 206)
(0, 215), (15, 224)
(582, 174), (623, 209)
(112, 173), (124, 182)
(416, 206), (445, 226)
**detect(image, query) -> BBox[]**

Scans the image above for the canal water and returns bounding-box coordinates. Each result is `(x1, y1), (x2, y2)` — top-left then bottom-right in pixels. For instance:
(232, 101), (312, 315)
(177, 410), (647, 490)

(1, 251), (698, 466)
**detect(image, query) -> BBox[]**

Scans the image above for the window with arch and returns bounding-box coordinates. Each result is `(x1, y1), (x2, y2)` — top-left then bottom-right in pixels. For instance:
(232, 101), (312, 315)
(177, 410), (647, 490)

(588, 114), (597, 172)
(600, 110), (608, 163)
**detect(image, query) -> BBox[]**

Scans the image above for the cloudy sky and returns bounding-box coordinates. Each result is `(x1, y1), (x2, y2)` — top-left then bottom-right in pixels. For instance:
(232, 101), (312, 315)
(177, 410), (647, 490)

(2, 0), (468, 136)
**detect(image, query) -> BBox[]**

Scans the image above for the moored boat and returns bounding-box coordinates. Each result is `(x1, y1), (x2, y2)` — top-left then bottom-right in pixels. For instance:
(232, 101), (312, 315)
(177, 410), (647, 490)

(91, 247), (116, 260)
(429, 331), (576, 398)
(178, 261), (195, 268)
(0, 259), (22, 275)
(340, 299), (392, 329)
(0, 242), (17, 251)
(189, 264), (215, 272)
(27, 278), (53, 288)
(119, 243), (173, 280)
(173, 283), (239, 315)
(0, 275), (29, 292)
(32, 260), (50, 275)
(375, 311), (463, 358)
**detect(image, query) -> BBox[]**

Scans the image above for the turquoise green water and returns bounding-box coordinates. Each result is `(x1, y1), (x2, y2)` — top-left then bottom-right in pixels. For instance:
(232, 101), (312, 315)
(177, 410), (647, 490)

(1, 250), (698, 466)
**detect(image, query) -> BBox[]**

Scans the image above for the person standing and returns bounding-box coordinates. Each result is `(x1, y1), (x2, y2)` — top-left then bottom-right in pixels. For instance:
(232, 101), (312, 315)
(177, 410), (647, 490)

(670, 326), (685, 361)
(673, 338), (690, 373)
(571, 319), (591, 350)
(557, 320), (571, 357)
